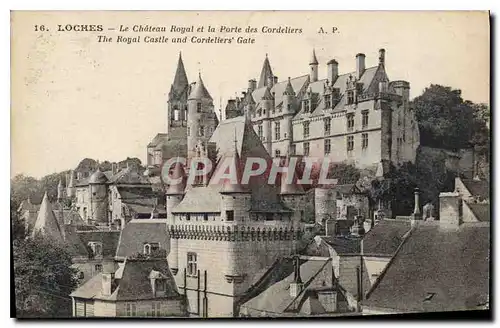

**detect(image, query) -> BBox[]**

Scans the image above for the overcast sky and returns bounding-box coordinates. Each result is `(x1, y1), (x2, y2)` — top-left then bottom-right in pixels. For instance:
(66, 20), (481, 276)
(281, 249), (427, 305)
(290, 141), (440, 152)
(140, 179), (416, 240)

(11, 11), (489, 178)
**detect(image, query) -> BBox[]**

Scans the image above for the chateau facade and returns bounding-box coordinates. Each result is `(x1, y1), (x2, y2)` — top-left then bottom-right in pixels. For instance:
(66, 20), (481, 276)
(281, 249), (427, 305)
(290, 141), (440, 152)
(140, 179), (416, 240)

(225, 49), (419, 174)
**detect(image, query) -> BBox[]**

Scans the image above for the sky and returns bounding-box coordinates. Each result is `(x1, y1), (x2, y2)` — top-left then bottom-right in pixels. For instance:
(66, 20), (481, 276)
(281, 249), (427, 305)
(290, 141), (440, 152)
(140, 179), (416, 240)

(11, 11), (489, 178)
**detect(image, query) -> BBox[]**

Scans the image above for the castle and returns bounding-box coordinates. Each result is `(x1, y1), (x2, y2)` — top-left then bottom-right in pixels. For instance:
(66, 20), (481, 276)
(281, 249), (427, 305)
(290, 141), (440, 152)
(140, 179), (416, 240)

(225, 49), (419, 175)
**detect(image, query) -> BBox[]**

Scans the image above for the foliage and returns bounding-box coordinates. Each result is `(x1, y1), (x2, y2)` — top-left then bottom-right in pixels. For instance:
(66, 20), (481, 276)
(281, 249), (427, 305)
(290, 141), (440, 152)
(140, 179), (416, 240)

(412, 84), (489, 154)
(11, 201), (26, 242)
(14, 235), (78, 318)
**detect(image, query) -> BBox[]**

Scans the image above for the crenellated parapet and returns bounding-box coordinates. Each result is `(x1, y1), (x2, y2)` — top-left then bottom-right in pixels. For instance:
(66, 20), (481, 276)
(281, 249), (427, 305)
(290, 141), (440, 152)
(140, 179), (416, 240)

(168, 224), (303, 241)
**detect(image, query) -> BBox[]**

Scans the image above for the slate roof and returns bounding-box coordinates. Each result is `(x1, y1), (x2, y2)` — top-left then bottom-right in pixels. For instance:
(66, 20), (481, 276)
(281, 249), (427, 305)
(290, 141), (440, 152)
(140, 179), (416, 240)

(461, 179), (489, 200)
(170, 52), (189, 98)
(240, 256), (333, 315)
(257, 55), (274, 89)
(75, 230), (121, 259)
(70, 259), (180, 301)
(362, 219), (412, 256)
(108, 168), (150, 185)
(466, 203), (490, 222)
(32, 193), (65, 243)
(253, 75), (309, 112)
(173, 117), (290, 214)
(363, 222), (490, 313)
(319, 235), (362, 255)
(115, 220), (169, 259)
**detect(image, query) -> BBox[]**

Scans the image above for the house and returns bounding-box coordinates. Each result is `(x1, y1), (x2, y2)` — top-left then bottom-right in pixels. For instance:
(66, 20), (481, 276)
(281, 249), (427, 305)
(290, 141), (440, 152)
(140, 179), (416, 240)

(70, 259), (186, 317)
(362, 191), (490, 315)
(115, 219), (170, 261)
(238, 255), (358, 317)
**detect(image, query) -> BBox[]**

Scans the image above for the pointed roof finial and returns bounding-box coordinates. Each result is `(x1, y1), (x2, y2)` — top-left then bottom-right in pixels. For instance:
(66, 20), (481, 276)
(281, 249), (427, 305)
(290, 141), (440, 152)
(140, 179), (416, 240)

(310, 49), (319, 65)
(258, 53), (274, 89)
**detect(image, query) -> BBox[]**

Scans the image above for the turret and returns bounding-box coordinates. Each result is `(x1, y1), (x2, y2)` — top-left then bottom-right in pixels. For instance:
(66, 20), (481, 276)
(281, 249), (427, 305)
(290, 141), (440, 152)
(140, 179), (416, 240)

(57, 179), (64, 202)
(280, 155), (305, 227)
(187, 73), (213, 166)
(166, 159), (186, 220)
(282, 77), (295, 150)
(261, 87), (273, 155)
(309, 49), (319, 82)
(89, 168), (109, 226)
(66, 170), (75, 198)
(356, 53), (366, 79)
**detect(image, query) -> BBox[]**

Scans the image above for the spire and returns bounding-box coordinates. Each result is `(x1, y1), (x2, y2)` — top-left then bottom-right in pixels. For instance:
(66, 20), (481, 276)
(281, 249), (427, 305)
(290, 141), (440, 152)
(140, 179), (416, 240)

(172, 52), (189, 96)
(220, 131), (250, 194)
(57, 179), (64, 201)
(188, 73), (212, 100)
(68, 170), (75, 187)
(283, 77), (295, 96)
(310, 49), (319, 65)
(32, 192), (64, 242)
(166, 159), (186, 195)
(258, 54), (274, 89)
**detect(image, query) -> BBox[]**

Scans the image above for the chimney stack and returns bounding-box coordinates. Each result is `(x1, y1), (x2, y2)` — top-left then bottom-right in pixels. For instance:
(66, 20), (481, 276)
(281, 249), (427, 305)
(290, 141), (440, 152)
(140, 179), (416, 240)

(355, 53), (366, 79)
(327, 59), (339, 84)
(378, 48), (386, 66)
(101, 263), (116, 296)
(411, 188), (423, 221)
(439, 192), (462, 230)
(289, 255), (304, 298)
(325, 218), (336, 237)
(248, 79), (257, 92)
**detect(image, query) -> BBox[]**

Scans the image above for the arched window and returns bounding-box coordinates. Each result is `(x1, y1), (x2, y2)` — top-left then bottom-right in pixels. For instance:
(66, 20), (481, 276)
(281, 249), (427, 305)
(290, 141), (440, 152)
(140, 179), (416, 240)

(144, 244), (151, 255)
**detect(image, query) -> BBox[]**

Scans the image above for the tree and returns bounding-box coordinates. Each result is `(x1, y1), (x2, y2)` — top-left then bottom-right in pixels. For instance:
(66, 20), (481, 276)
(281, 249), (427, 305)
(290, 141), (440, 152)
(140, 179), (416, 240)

(412, 84), (489, 151)
(14, 236), (78, 318)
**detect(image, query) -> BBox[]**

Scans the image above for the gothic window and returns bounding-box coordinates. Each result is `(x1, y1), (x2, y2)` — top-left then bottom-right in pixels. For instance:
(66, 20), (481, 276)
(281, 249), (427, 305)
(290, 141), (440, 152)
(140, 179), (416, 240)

(304, 142), (310, 156)
(362, 133), (368, 149)
(347, 91), (354, 105)
(187, 252), (198, 277)
(303, 122), (310, 138)
(347, 136), (354, 152)
(173, 105), (180, 120)
(257, 125), (263, 140)
(346, 114), (355, 131)
(324, 139), (331, 155)
(324, 118), (331, 135)
(274, 122), (281, 140)
(144, 242), (160, 255)
(226, 210), (234, 221)
(95, 264), (102, 273)
(362, 110), (369, 128)
(197, 102), (202, 113)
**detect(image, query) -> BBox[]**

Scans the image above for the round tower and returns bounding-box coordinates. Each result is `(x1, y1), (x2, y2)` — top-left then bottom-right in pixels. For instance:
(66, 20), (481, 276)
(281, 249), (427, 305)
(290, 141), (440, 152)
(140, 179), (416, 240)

(89, 168), (109, 226)
(187, 73), (213, 166)
(166, 159), (186, 220)
(280, 155), (305, 228)
(261, 87), (273, 155)
(309, 49), (319, 82)
(282, 77), (296, 150)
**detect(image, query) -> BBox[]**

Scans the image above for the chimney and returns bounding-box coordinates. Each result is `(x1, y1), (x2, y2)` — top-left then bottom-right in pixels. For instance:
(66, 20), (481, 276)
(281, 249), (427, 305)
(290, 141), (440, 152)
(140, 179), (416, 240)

(439, 192), (462, 230)
(101, 263), (116, 296)
(248, 79), (257, 92)
(378, 48), (386, 66)
(351, 215), (365, 237)
(327, 59), (339, 84)
(411, 188), (423, 221)
(289, 255), (304, 298)
(111, 163), (118, 175)
(355, 53), (366, 79)
(325, 218), (336, 237)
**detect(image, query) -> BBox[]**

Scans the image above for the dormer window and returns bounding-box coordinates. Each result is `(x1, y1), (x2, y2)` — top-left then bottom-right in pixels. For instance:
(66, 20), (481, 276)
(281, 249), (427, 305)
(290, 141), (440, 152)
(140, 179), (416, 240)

(156, 278), (167, 292)
(144, 242), (160, 255)
(303, 100), (310, 113)
(88, 242), (103, 257)
(347, 91), (354, 105)
(324, 95), (331, 109)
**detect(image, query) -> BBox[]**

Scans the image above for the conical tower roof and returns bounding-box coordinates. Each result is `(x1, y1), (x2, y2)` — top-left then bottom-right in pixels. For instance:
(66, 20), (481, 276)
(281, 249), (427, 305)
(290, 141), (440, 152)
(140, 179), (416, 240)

(172, 52), (189, 95)
(258, 54), (274, 89)
(188, 73), (213, 100)
(89, 167), (108, 184)
(310, 49), (319, 65)
(32, 192), (64, 242)
(283, 77), (295, 96)
(166, 159), (186, 195)
(280, 155), (304, 195)
(220, 137), (250, 194)
(261, 86), (274, 100)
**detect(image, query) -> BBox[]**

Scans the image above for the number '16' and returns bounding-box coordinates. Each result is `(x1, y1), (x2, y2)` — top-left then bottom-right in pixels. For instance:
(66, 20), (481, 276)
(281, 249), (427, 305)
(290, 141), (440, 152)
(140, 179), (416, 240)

(34, 25), (46, 32)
